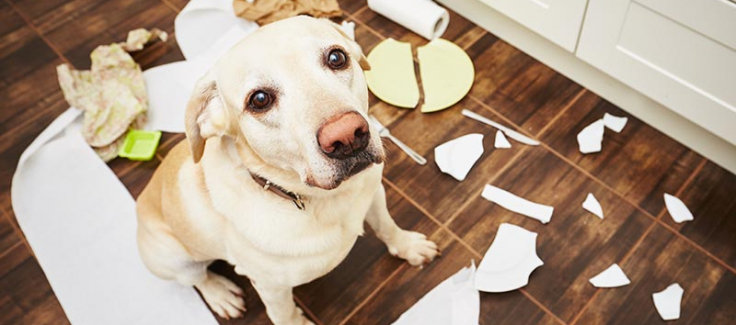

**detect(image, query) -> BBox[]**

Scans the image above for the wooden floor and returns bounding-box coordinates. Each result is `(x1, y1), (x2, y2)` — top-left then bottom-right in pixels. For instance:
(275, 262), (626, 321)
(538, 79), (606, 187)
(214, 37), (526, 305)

(1, 0), (734, 324)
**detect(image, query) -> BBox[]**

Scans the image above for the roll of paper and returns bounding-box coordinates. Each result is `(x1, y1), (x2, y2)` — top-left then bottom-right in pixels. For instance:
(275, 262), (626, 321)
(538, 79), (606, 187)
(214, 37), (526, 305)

(367, 0), (450, 40)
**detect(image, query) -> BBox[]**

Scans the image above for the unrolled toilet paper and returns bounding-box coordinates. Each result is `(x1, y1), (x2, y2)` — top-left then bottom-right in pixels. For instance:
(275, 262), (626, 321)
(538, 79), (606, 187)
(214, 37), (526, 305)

(367, 0), (450, 40)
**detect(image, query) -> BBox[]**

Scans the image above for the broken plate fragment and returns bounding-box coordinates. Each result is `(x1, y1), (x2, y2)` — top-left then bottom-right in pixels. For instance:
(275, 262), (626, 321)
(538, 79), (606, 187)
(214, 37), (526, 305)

(481, 184), (554, 224)
(589, 263), (630, 288)
(664, 193), (694, 223)
(393, 263), (479, 325)
(434, 133), (484, 181)
(417, 39), (475, 113)
(494, 130), (511, 149)
(652, 283), (684, 321)
(603, 113), (628, 133)
(577, 119), (605, 154)
(475, 223), (543, 293)
(365, 38), (420, 108)
(582, 193), (604, 219)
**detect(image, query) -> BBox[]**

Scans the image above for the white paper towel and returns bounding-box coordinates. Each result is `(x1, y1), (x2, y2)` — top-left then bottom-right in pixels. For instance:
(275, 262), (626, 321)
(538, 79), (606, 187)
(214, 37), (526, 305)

(367, 0), (450, 40)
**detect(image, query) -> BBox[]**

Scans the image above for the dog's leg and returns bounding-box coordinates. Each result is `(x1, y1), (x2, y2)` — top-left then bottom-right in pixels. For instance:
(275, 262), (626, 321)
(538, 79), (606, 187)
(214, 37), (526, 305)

(366, 184), (440, 266)
(251, 281), (314, 325)
(137, 226), (246, 319)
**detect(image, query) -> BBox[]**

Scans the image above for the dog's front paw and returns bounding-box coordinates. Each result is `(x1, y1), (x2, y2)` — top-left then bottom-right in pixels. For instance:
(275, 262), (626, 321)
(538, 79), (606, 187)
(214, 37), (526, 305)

(196, 272), (246, 320)
(387, 231), (440, 267)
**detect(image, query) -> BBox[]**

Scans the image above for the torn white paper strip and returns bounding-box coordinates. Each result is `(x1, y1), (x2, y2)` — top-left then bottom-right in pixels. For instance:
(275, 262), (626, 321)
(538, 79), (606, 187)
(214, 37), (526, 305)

(577, 119), (605, 154)
(434, 133), (484, 181)
(12, 112), (218, 325)
(481, 184), (554, 224)
(664, 193), (694, 223)
(393, 263), (479, 325)
(582, 193), (604, 219)
(653, 283), (684, 321)
(475, 223), (543, 293)
(589, 263), (630, 288)
(494, 130), (511, 149)
(603, 113), (628, 133)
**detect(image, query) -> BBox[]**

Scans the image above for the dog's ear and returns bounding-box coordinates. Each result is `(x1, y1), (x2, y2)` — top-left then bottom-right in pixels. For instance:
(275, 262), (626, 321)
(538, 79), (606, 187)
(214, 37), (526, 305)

(185, 71), (230, 163)
(325, 20), (371, 71)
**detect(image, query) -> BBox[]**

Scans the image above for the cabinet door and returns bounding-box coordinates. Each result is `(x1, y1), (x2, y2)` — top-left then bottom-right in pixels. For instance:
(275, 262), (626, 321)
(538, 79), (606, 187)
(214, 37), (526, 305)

(477, 0), (589, 52)
(577, 0), (736, 145)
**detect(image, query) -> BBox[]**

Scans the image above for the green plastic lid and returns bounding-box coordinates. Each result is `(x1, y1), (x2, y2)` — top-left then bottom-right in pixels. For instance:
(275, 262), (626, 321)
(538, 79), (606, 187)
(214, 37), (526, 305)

(118, 130), (162, 161)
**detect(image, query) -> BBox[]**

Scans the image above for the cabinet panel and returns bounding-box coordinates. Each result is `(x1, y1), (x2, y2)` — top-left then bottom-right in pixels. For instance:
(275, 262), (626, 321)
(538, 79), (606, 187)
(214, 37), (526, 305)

(477, 0), (589, 52)
(577, 0), (736, 145)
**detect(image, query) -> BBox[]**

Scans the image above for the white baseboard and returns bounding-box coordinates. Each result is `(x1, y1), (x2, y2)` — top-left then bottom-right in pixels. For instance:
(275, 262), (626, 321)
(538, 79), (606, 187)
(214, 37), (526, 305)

(438, 0), (736, 174)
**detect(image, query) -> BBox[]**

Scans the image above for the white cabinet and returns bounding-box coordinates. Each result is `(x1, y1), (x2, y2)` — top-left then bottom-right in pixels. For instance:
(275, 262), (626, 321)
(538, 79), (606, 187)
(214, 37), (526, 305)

(477, 0), (589, 52)
(577, 0), (736, 145)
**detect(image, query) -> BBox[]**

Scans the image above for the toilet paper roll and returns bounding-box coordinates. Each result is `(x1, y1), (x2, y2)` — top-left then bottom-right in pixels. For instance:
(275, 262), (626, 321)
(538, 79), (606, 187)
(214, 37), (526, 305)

(367, 0), (450, 40)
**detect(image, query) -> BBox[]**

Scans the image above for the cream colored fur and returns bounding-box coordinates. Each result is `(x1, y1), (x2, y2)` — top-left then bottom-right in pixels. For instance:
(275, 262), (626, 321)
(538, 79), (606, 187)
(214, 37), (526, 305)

(136, 16), (438, 325)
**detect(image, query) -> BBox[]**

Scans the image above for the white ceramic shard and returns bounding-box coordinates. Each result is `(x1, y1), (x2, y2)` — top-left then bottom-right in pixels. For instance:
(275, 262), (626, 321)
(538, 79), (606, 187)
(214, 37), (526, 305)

(603, 113), (628, 133)
(577, 119), (605, 154)
(480, 184), (554, 224)
(340, 21), (356, 40)
(589, 263), (630, 288)
(582, 193), (604, 219)
(494, 130), (511, 149)
(393, 263), (479, 325)
(475, 223), (543, 292)
(652, 283), (684, 321)
(664, 193), (694, 223)
(434, 133), (484, 181)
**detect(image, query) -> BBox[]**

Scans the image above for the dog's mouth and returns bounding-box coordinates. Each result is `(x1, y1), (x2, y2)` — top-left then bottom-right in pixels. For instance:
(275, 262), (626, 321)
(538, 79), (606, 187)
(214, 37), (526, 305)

(306, 149), (384, 190)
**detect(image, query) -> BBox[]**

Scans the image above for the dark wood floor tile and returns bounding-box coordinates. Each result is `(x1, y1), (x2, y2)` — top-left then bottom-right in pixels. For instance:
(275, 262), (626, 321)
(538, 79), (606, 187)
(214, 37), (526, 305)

(15, 294), (70, 325)
(479, 291), (561, 325)
(8, 0), (101, 33)
(294, 184), (439, 324)
(338, 0), (367, 15)
(42, 0), (177, 69)
(354, 5), (479, 49)
(448, 148), (654, 321)
(0, 211), (20, 255)
(466, 34), (583, 135)
(0, 250), (61, 317)
(660, 161), (736, 269)
(208, 261), (276, 325)
(374, 100), (522, 222)
(575, 225), (735, 325)
(0, 244), (34, 325)
(539, 91), (703, 217)
(161, 0), (188, 12)
(131, 32), (186, 69)
(354, 21), (382, 56)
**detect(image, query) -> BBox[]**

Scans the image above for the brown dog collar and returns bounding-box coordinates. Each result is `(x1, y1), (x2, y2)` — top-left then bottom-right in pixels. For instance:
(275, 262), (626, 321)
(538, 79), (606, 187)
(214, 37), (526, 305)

(250, 173), (306, 210)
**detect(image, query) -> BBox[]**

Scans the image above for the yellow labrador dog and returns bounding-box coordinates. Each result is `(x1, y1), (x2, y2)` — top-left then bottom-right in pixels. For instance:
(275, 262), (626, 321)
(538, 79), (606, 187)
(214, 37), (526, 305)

(136, 16), (439, 325)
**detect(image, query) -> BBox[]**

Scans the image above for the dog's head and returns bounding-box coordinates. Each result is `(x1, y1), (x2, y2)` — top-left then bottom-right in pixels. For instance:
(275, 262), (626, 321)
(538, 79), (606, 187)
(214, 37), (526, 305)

(185, 16), (384, 190)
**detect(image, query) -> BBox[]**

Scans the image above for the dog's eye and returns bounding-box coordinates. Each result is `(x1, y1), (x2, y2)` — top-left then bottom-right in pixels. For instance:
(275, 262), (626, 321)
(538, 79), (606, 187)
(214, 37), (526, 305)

(248, 90), (273, 111)
(326, 49), (348, 69)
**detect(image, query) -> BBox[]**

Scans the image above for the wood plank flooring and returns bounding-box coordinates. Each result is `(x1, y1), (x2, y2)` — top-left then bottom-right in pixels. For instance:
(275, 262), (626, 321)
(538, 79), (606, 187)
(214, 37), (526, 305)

(1, 0), (733, 324)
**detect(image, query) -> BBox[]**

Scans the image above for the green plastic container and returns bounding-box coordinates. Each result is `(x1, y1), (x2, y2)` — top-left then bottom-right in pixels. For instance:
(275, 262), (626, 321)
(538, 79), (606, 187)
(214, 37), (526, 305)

(118, 130), (162, 161)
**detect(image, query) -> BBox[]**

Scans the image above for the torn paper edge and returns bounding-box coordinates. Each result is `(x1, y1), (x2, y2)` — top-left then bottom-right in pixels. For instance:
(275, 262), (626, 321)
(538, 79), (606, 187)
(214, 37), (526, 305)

(494, 130), (511, 149)
(664, 193), (694, 223)
(582, 193), (604, 219)
(481, 185), (553, 224)
(589, 263), (630, 288)
(653, 283), (684, 321)
(475, 223), (543, 293)
(577, 119), (605, 154)
(603, 113), (628, 133)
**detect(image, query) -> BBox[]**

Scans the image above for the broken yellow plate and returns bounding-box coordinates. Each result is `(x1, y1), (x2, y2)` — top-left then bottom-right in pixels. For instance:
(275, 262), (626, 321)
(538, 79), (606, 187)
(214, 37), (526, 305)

(365, 38), (420, 109)
(418, 38), (474, 113)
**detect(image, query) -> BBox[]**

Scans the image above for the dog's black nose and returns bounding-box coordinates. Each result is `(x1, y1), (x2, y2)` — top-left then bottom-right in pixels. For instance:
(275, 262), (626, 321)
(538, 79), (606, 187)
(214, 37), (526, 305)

(317, 112), (370, 160)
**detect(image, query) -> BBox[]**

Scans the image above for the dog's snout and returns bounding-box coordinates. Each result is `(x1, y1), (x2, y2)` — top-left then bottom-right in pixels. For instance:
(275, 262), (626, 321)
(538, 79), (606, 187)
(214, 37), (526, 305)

(317, 112), (370, 160)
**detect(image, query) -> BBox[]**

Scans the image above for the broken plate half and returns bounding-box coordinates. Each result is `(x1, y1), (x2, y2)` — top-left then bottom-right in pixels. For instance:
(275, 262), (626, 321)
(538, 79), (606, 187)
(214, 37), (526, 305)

(475, 223), (544, 293)
(652, 283), (684, 321)
(589, 263), (630, 288)
(434, 133), (484, 181)
(365, 38), (420, 108)
(418, 39), (475, 113)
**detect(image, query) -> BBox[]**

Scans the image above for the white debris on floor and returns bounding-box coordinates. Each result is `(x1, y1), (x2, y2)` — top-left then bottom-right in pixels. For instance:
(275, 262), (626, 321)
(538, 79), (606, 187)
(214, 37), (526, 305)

(582, 193), (604, 219)
(481, 184), (554, 224)
(664, 193), (695, 223)
(577, 112), (629, 154)
(494, 130), (512, 149)
(589, 263), (630, 288)
(475, 223), (544, 293)
(434, 133), (485, 181)
(652, 283), (684, 321)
